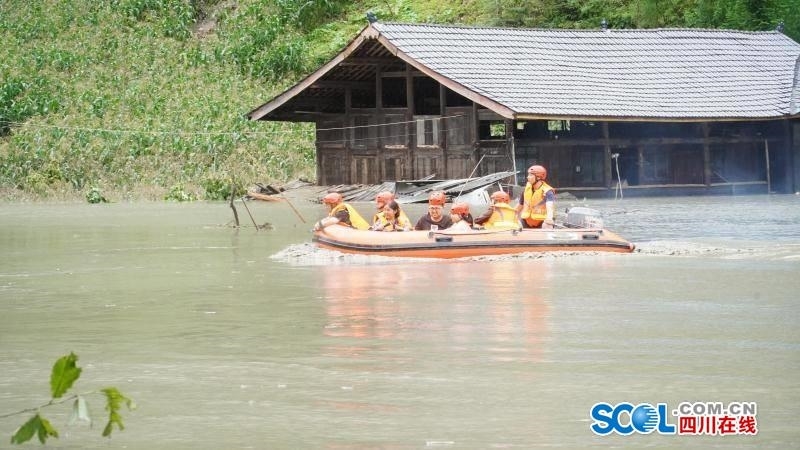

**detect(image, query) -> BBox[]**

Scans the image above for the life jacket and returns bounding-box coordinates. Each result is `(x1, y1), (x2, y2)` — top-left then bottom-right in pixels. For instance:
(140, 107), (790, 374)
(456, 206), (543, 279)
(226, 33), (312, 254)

(372, 209), (411, 226)
(372, 212), (411, 231)
(330, 203), (370, 230)
(485, 202), (519, 229)
(520, 182), (555, 227)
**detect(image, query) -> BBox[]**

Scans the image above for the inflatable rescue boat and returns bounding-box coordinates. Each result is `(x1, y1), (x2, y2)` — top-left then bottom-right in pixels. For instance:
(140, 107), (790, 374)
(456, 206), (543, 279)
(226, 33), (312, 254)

(313, 207), (634, 258)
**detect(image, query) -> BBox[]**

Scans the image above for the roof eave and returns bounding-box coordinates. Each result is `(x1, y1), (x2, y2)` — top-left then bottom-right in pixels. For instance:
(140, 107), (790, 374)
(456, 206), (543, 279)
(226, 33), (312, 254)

(247, 25), (380, 121)
(512, 113), (800, 123)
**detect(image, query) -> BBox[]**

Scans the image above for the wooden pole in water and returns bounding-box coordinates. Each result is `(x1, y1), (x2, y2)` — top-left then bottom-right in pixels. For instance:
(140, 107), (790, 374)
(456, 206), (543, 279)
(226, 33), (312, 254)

(281, 192), (306, 223)
(240, 197), (259, 230)
(229, 184), (240, 227)
(765, 139), (772, 194)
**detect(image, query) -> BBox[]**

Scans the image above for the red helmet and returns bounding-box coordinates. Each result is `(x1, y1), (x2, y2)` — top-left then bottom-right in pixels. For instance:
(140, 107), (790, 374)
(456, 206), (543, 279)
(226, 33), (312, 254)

(490, 191), (510, 203)
(528, 165), (547, 180)
(322, 192), (343, 205)
(375, 191), (394, 207)
(428, 191), (446, 206)
(451, 202), (470, 216)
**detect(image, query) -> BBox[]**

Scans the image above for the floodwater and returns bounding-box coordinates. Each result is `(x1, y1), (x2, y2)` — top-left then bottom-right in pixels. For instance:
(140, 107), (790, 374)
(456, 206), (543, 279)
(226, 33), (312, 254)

(0, 195), (798, 449)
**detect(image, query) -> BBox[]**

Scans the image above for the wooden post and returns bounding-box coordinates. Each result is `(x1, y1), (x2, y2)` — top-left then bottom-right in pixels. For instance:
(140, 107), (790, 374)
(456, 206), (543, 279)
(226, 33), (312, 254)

(345, 86), (353, 183)
(229, 184), (240, 227)
(472, 101), (479, 175)
(506, 118), (514, 181)
(603, 122), (611, 189)
(702, 122), (711, 186)
(375, 64), (383, 151)
(440, 83), (448, 178)
(405, 63), (414, 179)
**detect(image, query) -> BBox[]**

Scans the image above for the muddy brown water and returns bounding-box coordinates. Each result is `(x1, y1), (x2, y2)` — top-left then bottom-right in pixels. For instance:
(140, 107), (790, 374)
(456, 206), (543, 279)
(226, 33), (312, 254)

(1, 195), (798, 448)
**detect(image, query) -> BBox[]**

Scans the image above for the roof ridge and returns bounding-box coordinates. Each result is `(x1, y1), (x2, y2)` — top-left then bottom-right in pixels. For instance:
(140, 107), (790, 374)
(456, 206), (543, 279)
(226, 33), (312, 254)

(376, 22), (785, 35)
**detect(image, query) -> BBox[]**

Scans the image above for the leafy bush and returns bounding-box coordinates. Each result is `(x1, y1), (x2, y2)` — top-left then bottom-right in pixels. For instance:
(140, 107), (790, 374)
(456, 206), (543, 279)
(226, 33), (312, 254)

(86, 187), (109, 203)
(201, 175), (245, 200)
(164, 183), (196, 201)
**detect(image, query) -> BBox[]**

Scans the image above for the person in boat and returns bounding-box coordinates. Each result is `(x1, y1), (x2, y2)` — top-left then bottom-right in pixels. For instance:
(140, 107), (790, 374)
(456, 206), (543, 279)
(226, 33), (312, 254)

(516, 165), (555, 229)
(448, 202), (474, 232)
(373, 191), (411, 225)
(371, 200), (412, 231)
(475, 190), (519, 229)
(313, 192), (370, 231)
(414, 191), (453, 231)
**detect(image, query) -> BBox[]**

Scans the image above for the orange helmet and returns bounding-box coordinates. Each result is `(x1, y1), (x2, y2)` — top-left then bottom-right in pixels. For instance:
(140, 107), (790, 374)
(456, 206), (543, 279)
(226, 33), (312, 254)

(428, 191), (446, 206)
(322, 192), (343, 205)
(528, 165), (547, 180)
(490, 191), (510, 203)
(451, 202), (470, 216)
(375, 191), (394, 207)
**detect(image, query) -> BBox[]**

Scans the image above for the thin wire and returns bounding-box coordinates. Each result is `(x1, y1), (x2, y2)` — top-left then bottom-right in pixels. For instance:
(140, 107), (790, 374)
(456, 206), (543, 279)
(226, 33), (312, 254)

(1, 114), (467, 137)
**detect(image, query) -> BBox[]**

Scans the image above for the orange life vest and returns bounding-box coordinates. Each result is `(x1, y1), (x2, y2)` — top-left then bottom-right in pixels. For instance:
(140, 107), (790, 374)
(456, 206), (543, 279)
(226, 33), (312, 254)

(520, 182), (554, 227)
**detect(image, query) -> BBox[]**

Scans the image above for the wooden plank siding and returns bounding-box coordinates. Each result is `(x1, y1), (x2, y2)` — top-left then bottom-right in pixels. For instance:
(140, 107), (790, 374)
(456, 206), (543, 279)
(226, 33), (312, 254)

(308, 61), (795, 195)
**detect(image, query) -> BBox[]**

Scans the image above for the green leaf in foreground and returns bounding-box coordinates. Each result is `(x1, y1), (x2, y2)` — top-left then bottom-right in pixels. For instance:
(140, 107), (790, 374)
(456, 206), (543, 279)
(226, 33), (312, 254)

(10, 414), (59, 445)
(50, 352), (82, 399)
(101, 387), (134, 437)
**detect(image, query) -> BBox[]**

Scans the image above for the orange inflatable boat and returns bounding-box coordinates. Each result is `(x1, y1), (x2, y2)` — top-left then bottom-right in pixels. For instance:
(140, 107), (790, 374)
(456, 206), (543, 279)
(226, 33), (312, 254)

(313, 225), (635, 258)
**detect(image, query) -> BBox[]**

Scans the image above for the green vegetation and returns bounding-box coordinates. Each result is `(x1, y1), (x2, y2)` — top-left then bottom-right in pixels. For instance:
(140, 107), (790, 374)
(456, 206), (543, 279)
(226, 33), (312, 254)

(1, 0), (796, 201)
(3, 353), (134, 445)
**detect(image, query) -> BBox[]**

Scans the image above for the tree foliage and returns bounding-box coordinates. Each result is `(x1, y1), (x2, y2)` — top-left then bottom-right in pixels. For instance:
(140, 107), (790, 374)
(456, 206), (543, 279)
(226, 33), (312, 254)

(4, 353), (135, 445)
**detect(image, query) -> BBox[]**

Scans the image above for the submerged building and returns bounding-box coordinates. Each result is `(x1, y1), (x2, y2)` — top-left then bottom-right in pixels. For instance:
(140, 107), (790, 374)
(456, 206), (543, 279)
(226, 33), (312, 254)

(248, 21), (800, 196)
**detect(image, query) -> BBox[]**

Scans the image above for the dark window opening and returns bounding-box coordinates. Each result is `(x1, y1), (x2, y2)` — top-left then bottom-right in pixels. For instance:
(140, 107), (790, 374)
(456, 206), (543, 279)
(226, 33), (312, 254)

(413, 77), (440, 115)
(351, 86), (376, 108)
(445, 88), (471, 107)
(381, 78), (406, 108)
(575, 148), (605, 185)
(610, 122), (701, 139)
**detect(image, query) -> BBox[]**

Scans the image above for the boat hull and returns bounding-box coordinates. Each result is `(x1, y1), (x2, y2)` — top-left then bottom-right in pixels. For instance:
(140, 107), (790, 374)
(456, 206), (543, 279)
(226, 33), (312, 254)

(313, 226), (635, 258)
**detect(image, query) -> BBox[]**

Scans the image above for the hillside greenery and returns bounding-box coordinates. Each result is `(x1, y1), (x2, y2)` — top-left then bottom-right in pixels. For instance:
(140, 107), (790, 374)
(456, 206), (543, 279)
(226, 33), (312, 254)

(1, 0), (797, 201)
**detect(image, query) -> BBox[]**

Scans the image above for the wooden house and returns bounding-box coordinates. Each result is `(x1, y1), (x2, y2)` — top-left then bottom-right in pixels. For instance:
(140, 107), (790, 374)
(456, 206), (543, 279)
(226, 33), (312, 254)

(248, 22), (800, 196)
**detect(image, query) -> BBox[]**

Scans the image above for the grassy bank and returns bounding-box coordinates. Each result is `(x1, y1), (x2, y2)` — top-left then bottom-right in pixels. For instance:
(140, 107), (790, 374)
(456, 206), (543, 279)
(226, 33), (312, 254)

(2, 0), (796, 202)
(0, 0), (320, 202)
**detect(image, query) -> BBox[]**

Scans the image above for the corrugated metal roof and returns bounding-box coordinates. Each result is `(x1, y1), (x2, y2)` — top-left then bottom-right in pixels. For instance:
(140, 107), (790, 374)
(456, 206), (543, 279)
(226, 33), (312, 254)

(374, 23), (800, 119)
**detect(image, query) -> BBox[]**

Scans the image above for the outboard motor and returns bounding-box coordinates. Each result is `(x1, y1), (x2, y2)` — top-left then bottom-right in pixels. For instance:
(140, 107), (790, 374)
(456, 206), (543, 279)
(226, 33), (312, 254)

(564, 207), (604, 229)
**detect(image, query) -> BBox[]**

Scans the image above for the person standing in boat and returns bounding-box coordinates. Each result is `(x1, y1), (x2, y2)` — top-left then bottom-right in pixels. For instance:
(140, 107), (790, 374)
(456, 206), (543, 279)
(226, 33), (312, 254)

(373, 191), (411, 225)
(414, 191), (453, 231)
(448, 202), (474, 231)
(475, 190), (519, 229)
(371, 200), (412, 231)
(516, 165), (555, 229)
(313, 192), (370, 231)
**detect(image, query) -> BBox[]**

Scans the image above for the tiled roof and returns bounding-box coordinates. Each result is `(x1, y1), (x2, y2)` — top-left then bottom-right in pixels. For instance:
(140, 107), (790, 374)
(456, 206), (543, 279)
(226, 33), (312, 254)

(374, 23), (800, 119)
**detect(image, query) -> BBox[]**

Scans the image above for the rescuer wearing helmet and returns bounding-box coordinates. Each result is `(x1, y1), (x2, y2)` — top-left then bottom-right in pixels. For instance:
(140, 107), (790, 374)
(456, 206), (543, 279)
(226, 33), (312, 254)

(474, 190), (519, 229)
(414, 191), (453, 230)
(372, 191), (410, 226)
(516, 165), (555, 228)
(448, 202), (474, 231)
(313, 192), (370, 231)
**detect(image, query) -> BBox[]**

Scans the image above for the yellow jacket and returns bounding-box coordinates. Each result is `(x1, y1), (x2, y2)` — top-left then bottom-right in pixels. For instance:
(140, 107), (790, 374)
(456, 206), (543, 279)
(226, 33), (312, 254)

(485, 202), (519, 229)
(330, 203), (370, 230)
